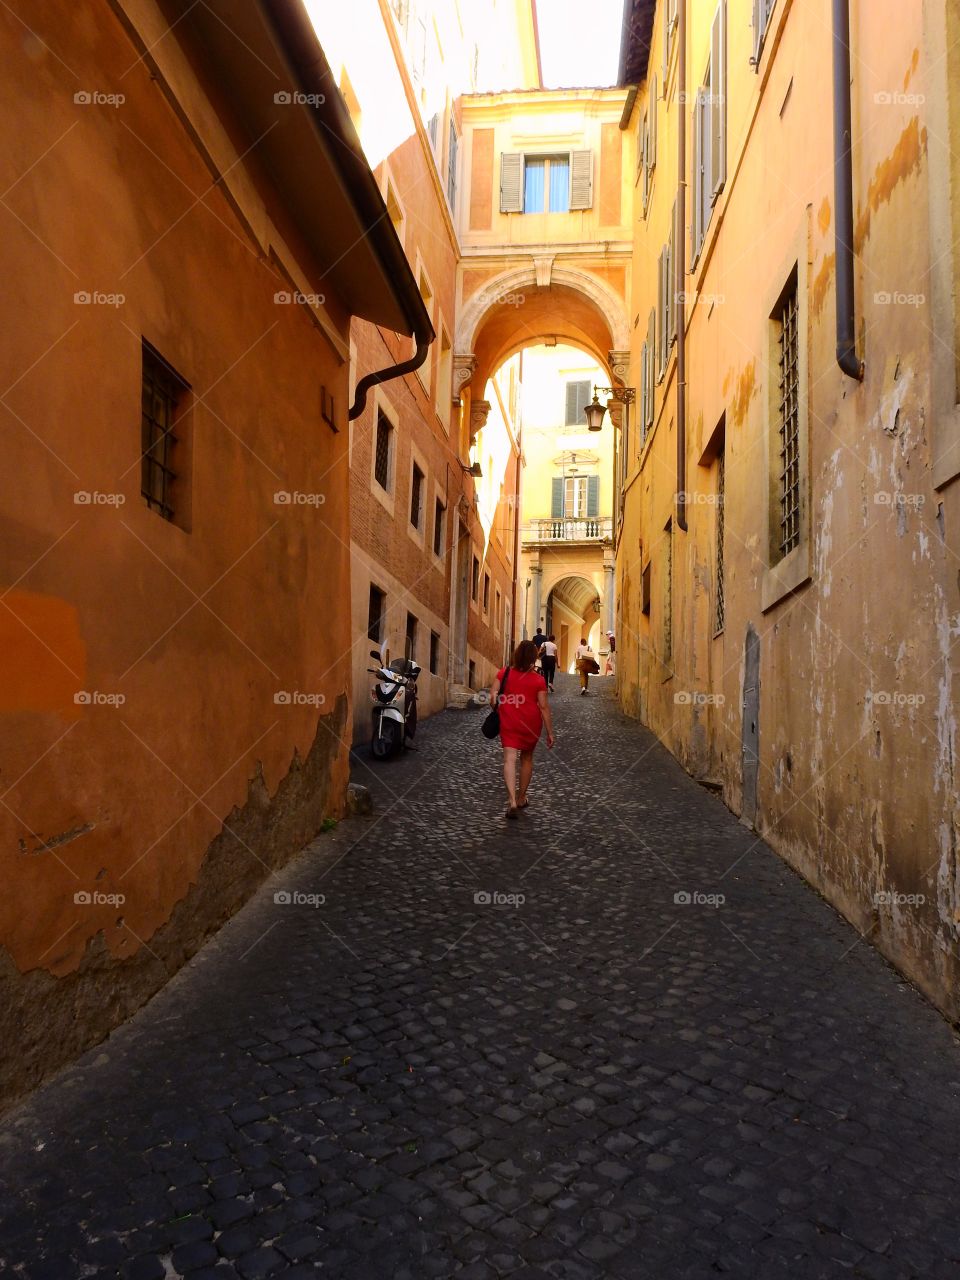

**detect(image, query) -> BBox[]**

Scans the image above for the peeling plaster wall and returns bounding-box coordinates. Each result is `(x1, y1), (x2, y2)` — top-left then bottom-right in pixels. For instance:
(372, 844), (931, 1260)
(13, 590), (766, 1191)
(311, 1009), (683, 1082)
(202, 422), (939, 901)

(0, 0), (353, 1108)
(616, 0), (960, 1018)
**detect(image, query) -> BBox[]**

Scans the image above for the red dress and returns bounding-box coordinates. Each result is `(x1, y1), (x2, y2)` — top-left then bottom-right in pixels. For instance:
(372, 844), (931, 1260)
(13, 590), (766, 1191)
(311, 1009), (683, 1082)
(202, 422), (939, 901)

(496, 667), (547, 750)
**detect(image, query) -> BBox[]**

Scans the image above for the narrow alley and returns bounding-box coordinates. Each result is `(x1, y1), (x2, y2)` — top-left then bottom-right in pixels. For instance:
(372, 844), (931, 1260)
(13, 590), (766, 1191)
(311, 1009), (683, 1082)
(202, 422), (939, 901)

(2, 680), (958, 1280)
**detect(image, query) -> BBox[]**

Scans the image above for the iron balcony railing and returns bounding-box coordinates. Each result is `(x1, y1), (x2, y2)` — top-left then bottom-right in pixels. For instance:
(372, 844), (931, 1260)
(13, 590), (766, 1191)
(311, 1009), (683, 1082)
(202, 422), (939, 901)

(523, 517), (613, 542)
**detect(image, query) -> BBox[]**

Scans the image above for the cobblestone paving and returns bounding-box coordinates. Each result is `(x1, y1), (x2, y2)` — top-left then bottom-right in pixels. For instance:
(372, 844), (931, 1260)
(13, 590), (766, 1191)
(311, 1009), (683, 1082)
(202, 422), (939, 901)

(2, 675), (960, 1279)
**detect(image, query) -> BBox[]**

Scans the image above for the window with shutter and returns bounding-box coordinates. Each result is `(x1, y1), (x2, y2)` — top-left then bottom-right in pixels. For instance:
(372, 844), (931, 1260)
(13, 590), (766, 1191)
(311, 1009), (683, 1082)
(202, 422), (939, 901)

(646, 309), (656, 429)
(500, 152), (523, 212)
(587, 475), (600, 518)
(447, 121), (459, 210)
(565, 380), (591, 425)
(711, 1), (727, 202)
(569, 150), (593, 210)
(668, 198), (677, 348)
(639, 342), (648, 445)
(650, 75), (658, 167)
(752, 0), (775, 66)
(657, 247), (668, 381)
(551, 476), (564, 518)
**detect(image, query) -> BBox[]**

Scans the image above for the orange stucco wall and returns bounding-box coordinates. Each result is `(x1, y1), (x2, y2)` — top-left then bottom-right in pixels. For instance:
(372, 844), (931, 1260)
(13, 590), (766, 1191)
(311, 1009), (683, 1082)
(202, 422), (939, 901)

(0, 0), (352, 1104)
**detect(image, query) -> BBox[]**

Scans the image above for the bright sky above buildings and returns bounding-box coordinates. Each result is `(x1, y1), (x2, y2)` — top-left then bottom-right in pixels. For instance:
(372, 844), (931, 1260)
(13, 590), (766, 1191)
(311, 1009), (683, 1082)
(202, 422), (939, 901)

(535, 0), (623, 89)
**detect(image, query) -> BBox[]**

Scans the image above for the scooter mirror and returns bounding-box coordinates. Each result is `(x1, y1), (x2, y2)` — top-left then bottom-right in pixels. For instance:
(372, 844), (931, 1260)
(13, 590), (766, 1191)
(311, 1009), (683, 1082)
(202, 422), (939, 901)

(370, 650), (380, 660)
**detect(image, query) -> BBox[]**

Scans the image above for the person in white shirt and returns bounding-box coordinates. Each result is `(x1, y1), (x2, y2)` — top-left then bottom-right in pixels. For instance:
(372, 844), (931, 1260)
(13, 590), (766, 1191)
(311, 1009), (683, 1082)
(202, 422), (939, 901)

(574, 638), (596, 695)
(540, 635), (558, 691)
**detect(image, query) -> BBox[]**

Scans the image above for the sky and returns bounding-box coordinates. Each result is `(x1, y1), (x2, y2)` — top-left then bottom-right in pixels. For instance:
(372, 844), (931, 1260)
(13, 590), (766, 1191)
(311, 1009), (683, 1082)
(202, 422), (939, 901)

(535, 0), (623, 89)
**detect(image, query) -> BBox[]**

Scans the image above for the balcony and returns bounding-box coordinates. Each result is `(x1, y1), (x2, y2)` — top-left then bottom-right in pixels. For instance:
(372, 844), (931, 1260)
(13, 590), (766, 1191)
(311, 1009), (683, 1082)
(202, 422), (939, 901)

(522, 517), (612, 543)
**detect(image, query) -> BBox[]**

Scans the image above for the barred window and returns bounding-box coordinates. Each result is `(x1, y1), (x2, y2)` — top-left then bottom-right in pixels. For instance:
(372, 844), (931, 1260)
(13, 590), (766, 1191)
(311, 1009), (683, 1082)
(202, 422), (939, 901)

(368, 585), (386, 643)
(433, 497), (445, 556)
(776, 279), (801, 557)
(410, 462), (424, 529)
(715, 448), (725, 634)
(430, 630), (440, 674)
(664, 519), (673, 662)
(374, 410), (392, 490)
(141, 341), (188, 521)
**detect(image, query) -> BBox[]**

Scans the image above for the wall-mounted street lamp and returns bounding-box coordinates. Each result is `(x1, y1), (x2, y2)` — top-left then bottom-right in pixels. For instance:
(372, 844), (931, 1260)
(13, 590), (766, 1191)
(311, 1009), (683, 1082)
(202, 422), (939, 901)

(459, 459), (483, 477)
(584, 385), (636, 431)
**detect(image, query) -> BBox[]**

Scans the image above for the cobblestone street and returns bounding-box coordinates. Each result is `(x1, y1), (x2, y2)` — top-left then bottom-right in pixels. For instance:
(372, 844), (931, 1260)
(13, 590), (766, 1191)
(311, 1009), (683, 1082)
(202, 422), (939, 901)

(2, 676), (960, 1279)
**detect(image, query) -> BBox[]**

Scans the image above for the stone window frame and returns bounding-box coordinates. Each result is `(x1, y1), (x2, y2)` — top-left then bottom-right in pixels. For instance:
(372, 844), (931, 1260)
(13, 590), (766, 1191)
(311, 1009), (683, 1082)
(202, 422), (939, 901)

(406, 442), (428, 550)
(369, 387), (398, 518)
(761, 224), (811, 612)
(430, 482), (447, 572)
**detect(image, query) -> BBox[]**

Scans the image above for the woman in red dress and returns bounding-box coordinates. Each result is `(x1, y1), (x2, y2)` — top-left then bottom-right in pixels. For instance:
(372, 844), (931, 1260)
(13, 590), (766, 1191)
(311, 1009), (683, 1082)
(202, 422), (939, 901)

(488, 639), (555, 819)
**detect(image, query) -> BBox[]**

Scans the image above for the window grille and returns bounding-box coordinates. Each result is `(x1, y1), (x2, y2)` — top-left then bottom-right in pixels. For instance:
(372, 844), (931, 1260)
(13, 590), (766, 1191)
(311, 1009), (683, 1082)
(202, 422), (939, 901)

(374, 410), (391, 490)
(433, 498), (444, 556)
(777, 282), (801, 556)
(715, 450), (725, 633)
(141, 342), (187, 521)
(405, 611), (418, 660)
(664, 521), (673, 662)
(368, 585), (386, 643)
(430, 631), (440, 674)
(410, 463), (424, 528)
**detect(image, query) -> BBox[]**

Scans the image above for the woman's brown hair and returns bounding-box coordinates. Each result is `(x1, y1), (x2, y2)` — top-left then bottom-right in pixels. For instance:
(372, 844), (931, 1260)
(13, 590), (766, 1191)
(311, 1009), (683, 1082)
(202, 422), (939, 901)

(512, 639), (539, 671)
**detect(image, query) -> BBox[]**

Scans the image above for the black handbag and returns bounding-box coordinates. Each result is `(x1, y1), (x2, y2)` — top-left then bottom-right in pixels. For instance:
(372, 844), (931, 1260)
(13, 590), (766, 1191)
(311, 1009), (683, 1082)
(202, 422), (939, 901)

(481, 668), (510, 739)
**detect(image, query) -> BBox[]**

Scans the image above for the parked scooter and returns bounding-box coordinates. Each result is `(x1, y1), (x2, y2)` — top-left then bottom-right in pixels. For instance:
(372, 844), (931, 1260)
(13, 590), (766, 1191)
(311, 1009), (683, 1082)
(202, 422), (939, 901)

(368, 643), (420, 759)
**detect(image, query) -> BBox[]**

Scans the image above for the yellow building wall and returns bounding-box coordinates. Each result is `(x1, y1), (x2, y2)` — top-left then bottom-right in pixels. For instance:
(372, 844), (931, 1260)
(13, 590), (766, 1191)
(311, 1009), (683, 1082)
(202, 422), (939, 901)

(617, 0), (960, 1018)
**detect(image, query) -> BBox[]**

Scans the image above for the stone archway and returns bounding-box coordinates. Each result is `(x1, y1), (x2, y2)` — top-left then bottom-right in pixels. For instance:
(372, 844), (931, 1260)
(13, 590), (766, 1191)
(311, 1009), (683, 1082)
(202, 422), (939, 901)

(454, 261), (631, 409)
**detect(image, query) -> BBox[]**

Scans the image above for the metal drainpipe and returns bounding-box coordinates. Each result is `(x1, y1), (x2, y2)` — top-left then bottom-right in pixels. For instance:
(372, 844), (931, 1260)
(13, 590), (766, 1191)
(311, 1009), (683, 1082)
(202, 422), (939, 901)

(833, 0), (865, 380)
(676, 0), (689, 531)
(349, 331), (433, 420)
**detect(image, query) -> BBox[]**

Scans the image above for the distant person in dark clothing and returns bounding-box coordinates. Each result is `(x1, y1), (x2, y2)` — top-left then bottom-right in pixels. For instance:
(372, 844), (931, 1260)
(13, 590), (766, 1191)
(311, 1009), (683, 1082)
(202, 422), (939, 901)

(540, 634), (558, 691)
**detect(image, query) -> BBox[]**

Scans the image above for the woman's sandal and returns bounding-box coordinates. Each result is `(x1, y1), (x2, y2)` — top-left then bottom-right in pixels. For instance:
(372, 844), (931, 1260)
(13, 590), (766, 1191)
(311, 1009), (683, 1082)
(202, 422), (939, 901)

(506, 805), (519, 820)
(517, 797), (529, 809)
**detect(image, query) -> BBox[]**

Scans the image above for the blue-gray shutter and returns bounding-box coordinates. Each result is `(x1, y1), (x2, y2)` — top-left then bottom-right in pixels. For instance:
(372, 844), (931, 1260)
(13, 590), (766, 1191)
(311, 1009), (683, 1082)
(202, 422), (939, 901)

(587, 475), (600, 517)
(551, 477), (564, 517)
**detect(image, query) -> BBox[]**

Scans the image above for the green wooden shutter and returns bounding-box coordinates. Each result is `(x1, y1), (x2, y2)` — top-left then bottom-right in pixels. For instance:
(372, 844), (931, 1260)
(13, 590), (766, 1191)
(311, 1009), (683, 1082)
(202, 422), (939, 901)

(569, 150), (593, 210)
(551, 477), (564, 518)
(587, 474), (600, 517)
(500, 152), (523, 212)
(565, 382), (578, 424)
(711, 0), (727, 201)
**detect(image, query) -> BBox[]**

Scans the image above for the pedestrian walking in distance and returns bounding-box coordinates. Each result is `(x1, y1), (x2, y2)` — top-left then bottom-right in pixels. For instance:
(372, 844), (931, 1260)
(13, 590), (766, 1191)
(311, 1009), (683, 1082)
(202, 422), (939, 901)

(540, 634), (558, 691)
(575, 638), (597, 695)
(488, 639), (555, 819)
